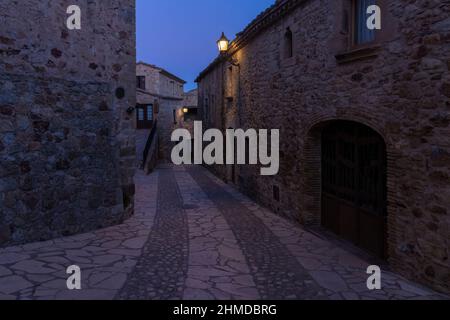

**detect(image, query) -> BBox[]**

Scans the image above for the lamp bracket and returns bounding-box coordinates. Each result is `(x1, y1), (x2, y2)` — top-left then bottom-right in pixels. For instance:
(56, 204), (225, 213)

(227, 57), (240, 67)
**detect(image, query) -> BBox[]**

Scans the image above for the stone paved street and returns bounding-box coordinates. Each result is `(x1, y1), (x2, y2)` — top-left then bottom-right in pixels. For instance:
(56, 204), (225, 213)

(118, 168), (188, 300)
(187, 167), (326, 300)
(0, 166), (447, 300)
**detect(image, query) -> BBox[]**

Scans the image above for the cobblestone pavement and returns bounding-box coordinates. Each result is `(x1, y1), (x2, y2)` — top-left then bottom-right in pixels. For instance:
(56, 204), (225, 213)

(0, 165), (447, 300)
(0, 170), (158, 300)
(187, 167), (326, 300)
(117, 168), (188, 300)
(175, 167), (260, 300)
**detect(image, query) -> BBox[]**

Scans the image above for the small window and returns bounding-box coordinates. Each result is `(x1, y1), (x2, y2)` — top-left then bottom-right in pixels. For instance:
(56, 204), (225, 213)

(137, 108), (145, 121)
(284, 27), (293, 59)
(115, 87), (125, 99)
(354, 0), (376, 45)
(136, 76), (146, 90)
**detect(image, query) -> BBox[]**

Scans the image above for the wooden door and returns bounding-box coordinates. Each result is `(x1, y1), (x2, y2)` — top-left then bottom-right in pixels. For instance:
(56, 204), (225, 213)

(322, 121), (387, 258)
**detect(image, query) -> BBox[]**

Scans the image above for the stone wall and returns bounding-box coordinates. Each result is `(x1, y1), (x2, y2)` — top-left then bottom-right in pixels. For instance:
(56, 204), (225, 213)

(197, 0), (450, 293)
(159, 74), (184, 100)
(156, 72), (185, 162)
(183, 89), (199, 108)
(136, 63), (160, 95)
(0, 0), (136, 246)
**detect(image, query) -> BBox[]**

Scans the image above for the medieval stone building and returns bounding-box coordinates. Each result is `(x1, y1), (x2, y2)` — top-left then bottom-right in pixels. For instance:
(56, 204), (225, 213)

(196, 0), (450, 293)
(0, 1), (136, 246)
(136, 62), (186, 162)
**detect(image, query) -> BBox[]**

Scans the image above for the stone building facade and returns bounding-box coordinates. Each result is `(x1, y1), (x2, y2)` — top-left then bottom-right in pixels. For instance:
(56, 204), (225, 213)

(0, 0), (136, 246)
(180, 89), (200, 135)
(183, 89), (199, 108)
(196, 0), (450, 293)
(136, 62), (186, 162)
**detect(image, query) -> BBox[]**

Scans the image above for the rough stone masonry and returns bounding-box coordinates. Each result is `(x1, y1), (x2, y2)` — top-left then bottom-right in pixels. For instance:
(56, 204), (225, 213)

(197, 0), (450, 294)
(0, 1), (136, 246)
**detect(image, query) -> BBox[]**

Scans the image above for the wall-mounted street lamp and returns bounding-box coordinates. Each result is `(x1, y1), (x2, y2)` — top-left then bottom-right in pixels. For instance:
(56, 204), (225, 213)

(183, 107), (189, 114)
(217, 32), (239, 67)
(217, 32), (230, 53)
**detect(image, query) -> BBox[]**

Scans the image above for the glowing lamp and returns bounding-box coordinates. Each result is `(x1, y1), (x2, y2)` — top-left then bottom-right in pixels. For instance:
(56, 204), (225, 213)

(217, 32), (230, 53)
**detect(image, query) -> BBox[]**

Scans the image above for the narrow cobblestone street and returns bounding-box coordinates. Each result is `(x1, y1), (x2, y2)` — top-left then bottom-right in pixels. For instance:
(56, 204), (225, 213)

(0, 166), (447, 300)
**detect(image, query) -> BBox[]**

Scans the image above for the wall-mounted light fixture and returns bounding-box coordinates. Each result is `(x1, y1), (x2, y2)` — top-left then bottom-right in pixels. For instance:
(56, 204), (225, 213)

(217, 32), (230, 53)
(217, 32), (239, 67)
(183, 107), (189, 114)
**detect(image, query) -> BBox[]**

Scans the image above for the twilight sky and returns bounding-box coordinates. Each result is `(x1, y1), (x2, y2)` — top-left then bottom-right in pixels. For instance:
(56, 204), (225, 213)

(136, 0), (275, 91)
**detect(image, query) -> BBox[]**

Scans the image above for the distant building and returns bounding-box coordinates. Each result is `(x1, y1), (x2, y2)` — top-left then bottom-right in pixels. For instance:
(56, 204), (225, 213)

(136, 62), (192, 166)
(181, 89), (200, 135)
(183, 88), (199, 107)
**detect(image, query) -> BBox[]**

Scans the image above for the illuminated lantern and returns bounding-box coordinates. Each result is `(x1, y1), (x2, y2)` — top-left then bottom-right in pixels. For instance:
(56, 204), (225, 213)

(217, 32), (230, 53)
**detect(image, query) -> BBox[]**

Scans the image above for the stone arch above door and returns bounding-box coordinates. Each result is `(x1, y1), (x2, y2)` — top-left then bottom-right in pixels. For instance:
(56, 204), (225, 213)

(300, 116), (397, 260)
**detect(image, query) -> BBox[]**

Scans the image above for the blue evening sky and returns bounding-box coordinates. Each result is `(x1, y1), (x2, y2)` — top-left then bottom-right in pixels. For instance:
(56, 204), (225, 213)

(137, 0), (275, 91)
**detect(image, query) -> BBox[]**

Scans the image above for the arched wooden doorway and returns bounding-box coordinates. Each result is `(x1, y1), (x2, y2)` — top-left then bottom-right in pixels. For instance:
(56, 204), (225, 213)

(321, 121), (387, 259)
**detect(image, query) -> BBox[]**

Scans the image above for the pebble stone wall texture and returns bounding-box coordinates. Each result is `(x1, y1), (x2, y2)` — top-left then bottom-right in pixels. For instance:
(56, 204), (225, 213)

(197, 0), (450, 294)
(0, 1), (136, 246)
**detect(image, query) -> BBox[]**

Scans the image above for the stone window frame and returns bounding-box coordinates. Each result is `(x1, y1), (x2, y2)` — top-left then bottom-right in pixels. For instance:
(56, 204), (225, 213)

(136, 75), (146, 90)
(170, 80), (175, 96)
(283, 27), (294, 59)
(335, 0), (387, 64)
